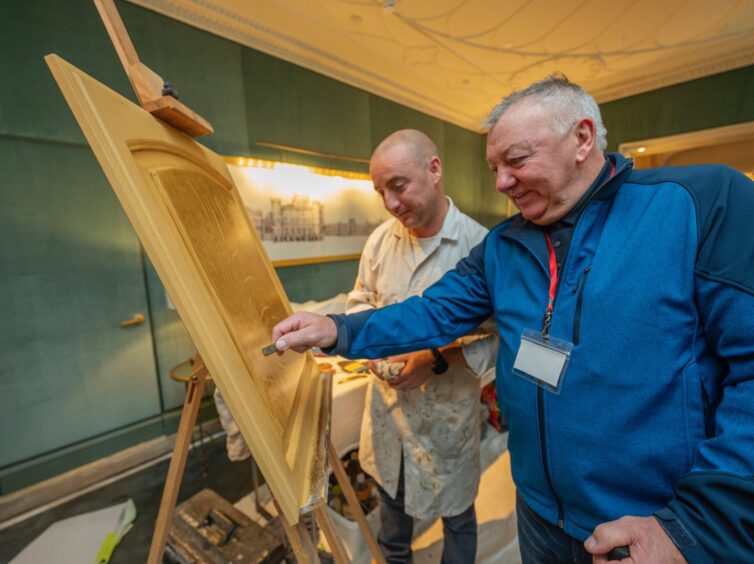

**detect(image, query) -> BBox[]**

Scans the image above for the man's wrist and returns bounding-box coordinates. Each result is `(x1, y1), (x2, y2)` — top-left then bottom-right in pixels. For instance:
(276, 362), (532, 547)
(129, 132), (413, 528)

(323, 314), (347, 355)
(324, 309), (376, 356)
(430, 347), (449, 374)
(436, 342), (466, 370)
(653, 508), (712, 564)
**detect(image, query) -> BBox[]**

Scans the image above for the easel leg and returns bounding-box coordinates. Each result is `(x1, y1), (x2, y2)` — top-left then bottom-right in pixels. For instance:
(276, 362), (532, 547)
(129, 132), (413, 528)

(314, 503), (349, 564)
(147, 370), (207, 564)
(273, 499), (321, 564)
(251, 457), (275, 522)
(329, 441), (386, 564)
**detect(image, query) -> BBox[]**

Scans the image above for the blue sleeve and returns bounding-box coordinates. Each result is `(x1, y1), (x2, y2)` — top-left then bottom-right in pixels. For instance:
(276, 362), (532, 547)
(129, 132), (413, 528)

(659, 279), (754, 563)
(328, 238), (494, 359)
(656, 167), (754, 562)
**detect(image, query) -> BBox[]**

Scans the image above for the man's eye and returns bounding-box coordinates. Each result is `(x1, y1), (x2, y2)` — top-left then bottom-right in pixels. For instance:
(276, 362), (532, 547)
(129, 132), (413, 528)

(509, 156), (525, 166)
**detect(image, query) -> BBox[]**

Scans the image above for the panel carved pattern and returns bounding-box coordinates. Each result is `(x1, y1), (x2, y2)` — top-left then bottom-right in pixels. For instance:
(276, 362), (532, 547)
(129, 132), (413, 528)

(128, 0), (754, 130)
(47, 56), (329, 524)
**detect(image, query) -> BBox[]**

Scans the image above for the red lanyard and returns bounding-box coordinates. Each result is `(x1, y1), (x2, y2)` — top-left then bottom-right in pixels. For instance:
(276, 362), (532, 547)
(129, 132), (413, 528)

(544, 231), (558, 315)
(542, 232), (558, 337)
(541, 161), (616, 338)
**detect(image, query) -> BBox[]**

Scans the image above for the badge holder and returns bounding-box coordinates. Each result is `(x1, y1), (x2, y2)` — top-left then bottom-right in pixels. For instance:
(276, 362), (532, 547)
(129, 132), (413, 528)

(512, 328), (573, 394)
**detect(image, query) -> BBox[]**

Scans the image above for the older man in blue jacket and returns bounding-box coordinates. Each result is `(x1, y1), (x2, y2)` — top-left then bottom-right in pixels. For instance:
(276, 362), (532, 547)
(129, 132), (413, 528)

(273, 77), (754, 563)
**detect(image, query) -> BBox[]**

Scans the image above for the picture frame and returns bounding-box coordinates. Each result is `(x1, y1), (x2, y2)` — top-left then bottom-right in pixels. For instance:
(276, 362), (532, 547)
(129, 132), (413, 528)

(226, 158), (390, 266)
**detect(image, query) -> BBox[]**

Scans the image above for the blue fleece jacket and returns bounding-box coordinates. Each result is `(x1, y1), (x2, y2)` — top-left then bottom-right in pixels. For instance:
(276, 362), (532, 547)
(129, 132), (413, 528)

(329, 154), (754, 562)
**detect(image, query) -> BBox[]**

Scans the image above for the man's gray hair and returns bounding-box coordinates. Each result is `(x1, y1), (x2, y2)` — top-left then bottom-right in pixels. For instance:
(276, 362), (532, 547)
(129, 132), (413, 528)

(483, 76), (608, 151)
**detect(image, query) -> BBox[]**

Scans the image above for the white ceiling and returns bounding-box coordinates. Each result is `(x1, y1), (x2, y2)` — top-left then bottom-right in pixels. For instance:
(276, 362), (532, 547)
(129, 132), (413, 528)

(128, 0), (754, 131)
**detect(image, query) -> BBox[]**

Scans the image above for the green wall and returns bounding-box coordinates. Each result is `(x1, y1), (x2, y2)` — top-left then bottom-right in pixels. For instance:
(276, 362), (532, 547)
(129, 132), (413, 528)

(0, 0), (494, 492)
(602, 65), (754, 151)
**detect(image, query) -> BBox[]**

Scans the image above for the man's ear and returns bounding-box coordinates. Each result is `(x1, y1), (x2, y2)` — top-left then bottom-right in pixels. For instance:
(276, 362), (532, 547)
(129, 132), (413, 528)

(574, 118), (597, 163)
(428, 155), (442, 184)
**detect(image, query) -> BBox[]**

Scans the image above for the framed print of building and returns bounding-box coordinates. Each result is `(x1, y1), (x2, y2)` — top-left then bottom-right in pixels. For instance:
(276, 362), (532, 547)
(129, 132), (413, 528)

(227, 159), (390, 265)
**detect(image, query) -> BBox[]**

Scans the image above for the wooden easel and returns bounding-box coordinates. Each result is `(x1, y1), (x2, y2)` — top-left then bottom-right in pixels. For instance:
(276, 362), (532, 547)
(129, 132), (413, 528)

(92, 3), (384, 561)
(147, 355), (384, 564)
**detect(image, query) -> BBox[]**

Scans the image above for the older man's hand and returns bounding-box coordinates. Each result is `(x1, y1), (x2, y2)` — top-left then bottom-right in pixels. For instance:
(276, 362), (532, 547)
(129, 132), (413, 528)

(584, 515), (685, 563)
(271, 312), (337, 353)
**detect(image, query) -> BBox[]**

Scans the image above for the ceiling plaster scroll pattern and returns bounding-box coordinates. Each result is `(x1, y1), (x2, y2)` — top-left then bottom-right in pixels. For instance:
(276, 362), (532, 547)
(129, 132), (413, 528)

(127, 0), (481, 129)
(127, 0), (754, 131)
(397, 0), (750, 56)
(381, 0), (754, 92)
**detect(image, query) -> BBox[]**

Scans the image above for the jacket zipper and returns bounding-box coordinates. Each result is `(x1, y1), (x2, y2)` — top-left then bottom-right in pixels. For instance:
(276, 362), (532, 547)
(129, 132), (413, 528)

(533, 214), (601, 530)
(530, 162), (626, 528)
(572, 265), (592, 346)
(538, 266), (592, 529)
(534, 258), (585, 531)
(537, 386), (565, 527)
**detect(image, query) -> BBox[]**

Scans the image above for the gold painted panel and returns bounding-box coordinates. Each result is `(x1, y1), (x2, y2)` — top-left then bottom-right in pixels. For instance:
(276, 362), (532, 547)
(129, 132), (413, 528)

(151, 167), (305, 432)
(46, 54), (329, 524)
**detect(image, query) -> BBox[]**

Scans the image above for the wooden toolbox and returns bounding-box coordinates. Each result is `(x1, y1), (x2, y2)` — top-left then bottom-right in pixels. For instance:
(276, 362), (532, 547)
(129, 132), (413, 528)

(165, 489), (287, 563)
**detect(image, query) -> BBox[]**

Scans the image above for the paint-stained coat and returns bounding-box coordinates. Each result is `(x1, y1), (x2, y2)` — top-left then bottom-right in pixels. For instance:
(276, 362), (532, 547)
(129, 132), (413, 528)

(346, 198), (497, 519)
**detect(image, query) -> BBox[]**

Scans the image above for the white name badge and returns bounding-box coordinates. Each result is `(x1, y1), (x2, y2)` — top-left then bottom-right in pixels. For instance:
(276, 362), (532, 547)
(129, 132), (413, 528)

(512, 329), (573, 394)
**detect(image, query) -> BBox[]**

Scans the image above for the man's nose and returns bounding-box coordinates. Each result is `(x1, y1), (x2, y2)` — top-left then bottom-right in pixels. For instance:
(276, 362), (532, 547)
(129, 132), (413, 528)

(495, 169), (516, 194)
(384, 192), (400, 211)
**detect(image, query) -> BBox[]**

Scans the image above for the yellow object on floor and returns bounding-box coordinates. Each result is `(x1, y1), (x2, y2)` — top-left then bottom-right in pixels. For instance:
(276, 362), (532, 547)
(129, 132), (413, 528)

(12, 499), (136, 564)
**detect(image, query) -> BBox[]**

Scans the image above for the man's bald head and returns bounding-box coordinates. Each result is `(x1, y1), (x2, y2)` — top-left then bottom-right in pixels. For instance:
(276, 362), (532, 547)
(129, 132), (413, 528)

(370, 129), (439, 171)
(369, 129), (448, 238)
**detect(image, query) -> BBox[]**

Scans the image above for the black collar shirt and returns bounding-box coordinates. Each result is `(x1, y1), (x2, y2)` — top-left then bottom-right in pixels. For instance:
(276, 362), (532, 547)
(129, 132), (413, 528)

(545, 155), (615, 275)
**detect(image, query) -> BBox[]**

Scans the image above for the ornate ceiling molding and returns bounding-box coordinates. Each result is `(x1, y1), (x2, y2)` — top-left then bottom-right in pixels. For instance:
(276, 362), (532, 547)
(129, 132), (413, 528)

(126, 0), (481, 129)
(127, 0), (754, 132)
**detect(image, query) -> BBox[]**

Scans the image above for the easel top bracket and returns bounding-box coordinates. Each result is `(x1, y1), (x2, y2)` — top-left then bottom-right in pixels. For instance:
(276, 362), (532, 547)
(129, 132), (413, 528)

(93, 0), (213, 137)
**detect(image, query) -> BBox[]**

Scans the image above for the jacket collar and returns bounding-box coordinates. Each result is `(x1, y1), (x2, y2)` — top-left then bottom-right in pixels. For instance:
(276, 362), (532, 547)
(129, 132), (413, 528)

(500, 153), (634, 274)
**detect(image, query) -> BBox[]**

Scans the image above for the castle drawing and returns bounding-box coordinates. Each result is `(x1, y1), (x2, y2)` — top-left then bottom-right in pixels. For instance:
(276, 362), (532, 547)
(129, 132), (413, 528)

(248, 195), (381, 242)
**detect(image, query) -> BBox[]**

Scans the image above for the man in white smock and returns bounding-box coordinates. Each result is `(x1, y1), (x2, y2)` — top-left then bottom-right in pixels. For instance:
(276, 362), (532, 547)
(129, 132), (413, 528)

(347, 129), (497, 563)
